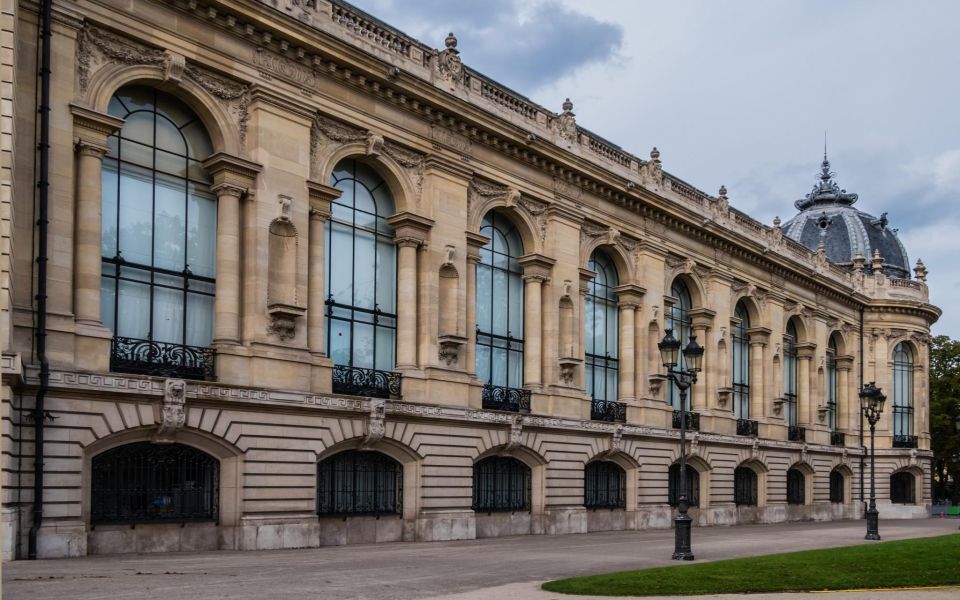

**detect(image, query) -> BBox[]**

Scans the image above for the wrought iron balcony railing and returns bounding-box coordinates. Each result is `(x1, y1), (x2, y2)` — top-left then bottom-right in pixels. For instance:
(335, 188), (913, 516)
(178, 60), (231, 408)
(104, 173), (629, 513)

(481, 383), (531, 413)
(831, 431), (846, 446)
(737, 419), (759, 437)
(672, 410), (700, 431)
(110, 336), (215, 381)
(591, 399), (626, 422)
(332, 365), (402, 399)
(893, 434), (918, 448)
(788, 425), (806, 442)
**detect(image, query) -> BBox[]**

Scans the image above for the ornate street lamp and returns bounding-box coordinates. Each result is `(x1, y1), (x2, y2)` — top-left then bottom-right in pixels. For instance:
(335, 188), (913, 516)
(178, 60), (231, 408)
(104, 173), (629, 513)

(860, 381), (886, 541)
(659, 328), (704, 561)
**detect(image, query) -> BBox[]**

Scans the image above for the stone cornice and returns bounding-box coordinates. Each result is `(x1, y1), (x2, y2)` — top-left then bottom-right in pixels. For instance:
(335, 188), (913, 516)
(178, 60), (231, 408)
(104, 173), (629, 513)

(202, 151), (263, 191)
(518, 253), (556, 279)
(613, 283), (646, 306)
(70, 103), (124, 142)
(387, 212), (434, 243)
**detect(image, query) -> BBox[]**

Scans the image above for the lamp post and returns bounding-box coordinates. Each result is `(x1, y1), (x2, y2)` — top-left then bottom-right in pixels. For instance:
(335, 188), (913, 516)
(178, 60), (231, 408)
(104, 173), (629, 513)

(859, 381), (886, 541)
(659, 328), (704, 561)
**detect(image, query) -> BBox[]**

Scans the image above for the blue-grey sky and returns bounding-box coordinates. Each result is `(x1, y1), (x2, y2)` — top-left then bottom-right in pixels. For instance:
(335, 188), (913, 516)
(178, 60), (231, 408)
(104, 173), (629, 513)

(350, 0), (960, 338)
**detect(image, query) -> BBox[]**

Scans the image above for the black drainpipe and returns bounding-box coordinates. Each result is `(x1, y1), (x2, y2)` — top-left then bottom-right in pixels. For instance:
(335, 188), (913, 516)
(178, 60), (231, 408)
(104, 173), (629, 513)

(859, 305), (865, 517)
(28, 0), (53, 560)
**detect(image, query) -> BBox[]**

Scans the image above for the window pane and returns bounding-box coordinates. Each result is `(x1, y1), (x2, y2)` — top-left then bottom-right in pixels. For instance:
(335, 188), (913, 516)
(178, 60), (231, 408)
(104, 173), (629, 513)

(328, 222), (353, 304)
(187, 185), (217, 277)
(491, 346), (507, 387)
(353, 229), (376, 310)
(185, 291), (214, 347)
(154, 116), (187, 156)
(102, 160), (119, 257)
(508, 271), (523, 336)
(153, 280), (184, 344)
(118, 165), (154, 266)
(476, 264), (492, 332)
(352, 321), (374, 368)
(120, 111), (154, 146)
(375, 239), (396, 314)
(116, 278), (150, 339)
(374, 325), (395, 371)
(491, 269), (508, 336)
(101, 274), (116, 333)
(476, 343), (490, 382)
(153, 174), (186, 271)
(328, 317), (351, 365)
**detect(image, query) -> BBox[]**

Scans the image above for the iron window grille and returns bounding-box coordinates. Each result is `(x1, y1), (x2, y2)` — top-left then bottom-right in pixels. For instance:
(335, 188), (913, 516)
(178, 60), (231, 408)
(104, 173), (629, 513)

(481, 383), (531, 413)
(736, 419), (759, 437)
(783, 322), (799, 428)
(672, 410), (700, 431)
(472, 456), (530, 513)
(584, 461), (626, 509)
(591, 399), (626, 422)
(91, 442), (219, 525)
(786, 468), (805, 505)
(892, 434), (918, 449)
(585, 250), (619, 403)
(667, 279), (693, 411)
(788, 426), (806, 442)
(110, 335), (215, 380)
(829, 470), (844, 503)
(734, 467), (758, 506)
(316, 450), (402, 516)
(668, 464), (700, 507)
(732, 301), (751, 420)
(325, 159), (399, 388)
(830, 431), (846, 446)
(890, 471), (916, 504)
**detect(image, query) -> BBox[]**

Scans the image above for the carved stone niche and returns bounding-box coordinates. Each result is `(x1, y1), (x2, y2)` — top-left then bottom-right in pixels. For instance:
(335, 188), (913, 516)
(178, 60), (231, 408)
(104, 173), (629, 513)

(266, 195), (306, 341)
(437, 334), (468, 367)
(557, 357), (582, 386)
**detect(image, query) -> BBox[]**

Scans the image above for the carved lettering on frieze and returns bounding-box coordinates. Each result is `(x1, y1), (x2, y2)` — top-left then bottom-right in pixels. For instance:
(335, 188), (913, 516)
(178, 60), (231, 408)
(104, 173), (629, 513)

(430, 124), (473, 156)
(553, 177), (582, 201)
(253, 47), (319, 89)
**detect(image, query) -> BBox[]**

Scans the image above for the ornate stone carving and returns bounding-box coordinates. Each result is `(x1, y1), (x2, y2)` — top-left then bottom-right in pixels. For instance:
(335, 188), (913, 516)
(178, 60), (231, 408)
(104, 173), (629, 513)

(362, 398), (387, 449)
(435, 32), (464, 87)
(558, 359), (579, 385)
(183, 64), (250, 144)
(712, 185), (731, 223)
(77, 24), (165, 95)
(640, 147), (664, 188)
(163, 51), (186, 83)
(606, 424), (625, 456)
(768, 216), (784, 249)
(519, 195), (550, 243)
(437, 335), (467, 367)
(366, 132), (385, 157)
(813, 241), (829, 272)
(555, 98), (577, 145)
(155, 378), (186, 440)
(503, 414), (523, 453)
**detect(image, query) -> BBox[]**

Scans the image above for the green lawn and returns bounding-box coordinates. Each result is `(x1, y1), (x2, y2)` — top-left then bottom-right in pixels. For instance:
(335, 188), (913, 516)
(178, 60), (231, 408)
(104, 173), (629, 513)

(542, 534), (960, 596)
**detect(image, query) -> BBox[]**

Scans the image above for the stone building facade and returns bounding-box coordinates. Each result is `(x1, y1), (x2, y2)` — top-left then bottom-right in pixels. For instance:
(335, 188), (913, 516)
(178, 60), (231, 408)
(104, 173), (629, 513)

(0, 0), (940, 559)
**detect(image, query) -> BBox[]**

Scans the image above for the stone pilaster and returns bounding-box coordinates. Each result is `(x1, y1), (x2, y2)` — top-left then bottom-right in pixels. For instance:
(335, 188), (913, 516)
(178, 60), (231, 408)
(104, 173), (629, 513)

(387, 212), (434, 370)
(614, 284), (644, 403)
(465, 232), (490, 377)
(519, 254), (555, 388)
(747, 327), (771, 419)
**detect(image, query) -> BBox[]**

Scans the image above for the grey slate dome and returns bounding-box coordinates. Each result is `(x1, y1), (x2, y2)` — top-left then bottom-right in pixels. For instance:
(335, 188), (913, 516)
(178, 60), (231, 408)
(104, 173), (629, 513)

(781, 154), (910, 278)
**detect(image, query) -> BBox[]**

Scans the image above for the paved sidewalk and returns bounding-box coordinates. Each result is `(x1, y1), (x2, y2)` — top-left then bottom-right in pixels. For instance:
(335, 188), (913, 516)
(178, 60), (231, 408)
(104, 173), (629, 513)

(3, 519), (956, 600)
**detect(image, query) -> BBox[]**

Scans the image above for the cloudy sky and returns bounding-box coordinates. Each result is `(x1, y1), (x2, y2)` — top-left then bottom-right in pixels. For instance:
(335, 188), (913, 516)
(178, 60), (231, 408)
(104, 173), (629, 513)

(350, 0), (960, 338)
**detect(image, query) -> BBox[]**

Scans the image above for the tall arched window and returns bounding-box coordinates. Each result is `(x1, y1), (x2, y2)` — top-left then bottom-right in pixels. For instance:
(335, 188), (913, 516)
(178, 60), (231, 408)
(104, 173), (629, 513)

(732, 301), (751, 421)
(91, 442), (219, 524)
(667, 279), (693, 411)
(472, 456), (531, 513)
(786, 468), (805, 505)
(892, 342), (915, 446)
(476, 212), (525, 403)
(585, 250), (619, 405)
(734, 466), (758, 506)
(326, 159), (398, 391)
(668, 463), (700, 507)
(101, 86), (216, 379)
(783, 321), (799, 428)
(826, 336), (838, 432)
(316, 450), (402, 515)
(584, 460), (626, 509)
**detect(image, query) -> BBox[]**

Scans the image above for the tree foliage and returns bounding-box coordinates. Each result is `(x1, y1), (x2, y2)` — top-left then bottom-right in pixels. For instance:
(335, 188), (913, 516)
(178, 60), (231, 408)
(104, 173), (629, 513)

(930, 335), (960, 502)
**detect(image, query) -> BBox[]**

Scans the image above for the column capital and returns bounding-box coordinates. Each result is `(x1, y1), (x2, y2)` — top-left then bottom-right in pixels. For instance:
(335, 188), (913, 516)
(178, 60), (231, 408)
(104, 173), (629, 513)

(613, 283), (646, 307)
(307, 180), (341, 221)
(746, 326), (771, 345)
(689, 307), (717, 328)
(835, 355), (855, 371)
(210, 182), (247, 199)
(518, 253), (556, 280)
(203, 152), (262, 193)
(71, 103), (124, 146)
(466, 231), (490, 262)
(395, 237), (422, 248)
(75, 139), (111, 158)
(387, 211), (434, 245)
(796, 342), (817, 360)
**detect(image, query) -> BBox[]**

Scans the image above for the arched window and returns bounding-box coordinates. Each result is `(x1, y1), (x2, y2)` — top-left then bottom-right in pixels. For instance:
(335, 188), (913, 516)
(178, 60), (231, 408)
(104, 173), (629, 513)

(476, 212), (525, 399)
(826, 336), (838, 432)
(101, 86), (216, 380)
(786, 468), (805, 505)
(91, 442), (219, 524)
(668, 463), (700, 507)
(585, 250), (619, 405)
(584, 461), (626, 509)
(890, 471), (916, 504)
(472, 456), (530, 513)
(316, 450), (402, 515)
(732, 301), (751, 421)
(783, 321), (799, 428)
(667, 279), (693, 410)
(892, 342), (914, 445)
(734, 466), (758, 506)
(829, 469), (845, 503)
(326, 160), (398, 392)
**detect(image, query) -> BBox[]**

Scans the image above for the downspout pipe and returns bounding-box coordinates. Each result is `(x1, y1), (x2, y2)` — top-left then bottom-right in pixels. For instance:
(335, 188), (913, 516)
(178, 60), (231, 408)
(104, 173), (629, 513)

(859, 306), (865, 517)
(28, 0), (53, 560)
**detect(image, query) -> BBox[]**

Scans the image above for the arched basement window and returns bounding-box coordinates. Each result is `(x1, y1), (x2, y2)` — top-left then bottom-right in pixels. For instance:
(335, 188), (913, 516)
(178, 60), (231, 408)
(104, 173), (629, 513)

(585, 250), (619, 404)
(890, 471), (916, 504)
(101, 86), (216, 380)
(472, 456), (531, 513)
(584, 460), (626, 509)
(326, 160), (398, 397)
(91, 442), (219, 524)
(668, 463), (700, 507)
(732, 301), (751, 420)
(783, 321), (799, 428)
(786, 468), (805, 505)
(892, 342), (914, 444)
(476, 211), (525, 402)
(734, 466), (758, 506)
(826, 336), (838, 432)
(316, 450), (402, 515)
(667, 279), (693, 411)
(829, 469), (845, 503)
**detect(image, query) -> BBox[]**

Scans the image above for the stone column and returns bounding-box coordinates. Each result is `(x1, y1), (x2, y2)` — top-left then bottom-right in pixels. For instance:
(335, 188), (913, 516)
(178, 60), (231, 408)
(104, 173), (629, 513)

(689, 308), (716, 411)
(465, 232), (489, 376)
(519, 254), (556, 388)
(836, 356), (854, 431)
(387, 212), (434, 370)
(796, 343), (816, 426)
(70, 105), (123, 326)
(614, 284), (645, 402)
(747, 327), (771, 419)
(202, 153), (262, 346)
(306, 181), (339, 355)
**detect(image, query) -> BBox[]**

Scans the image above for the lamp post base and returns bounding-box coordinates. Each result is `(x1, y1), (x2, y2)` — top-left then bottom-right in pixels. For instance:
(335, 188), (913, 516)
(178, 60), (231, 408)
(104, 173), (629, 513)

(672, 511), (695, 561)
(865, 507), (880, 540)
